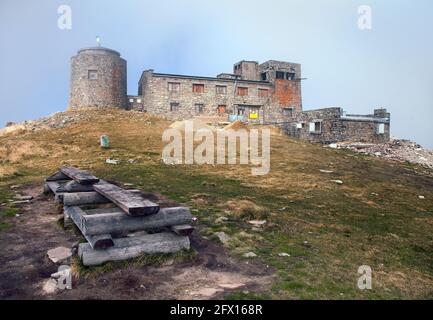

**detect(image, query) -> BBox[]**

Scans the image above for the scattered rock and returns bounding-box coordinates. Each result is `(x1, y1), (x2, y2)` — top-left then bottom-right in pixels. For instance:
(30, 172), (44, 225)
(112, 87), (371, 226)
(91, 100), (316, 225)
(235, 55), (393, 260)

(218, 283), (245, 289)
(278, 207), (286, 211)
(419, 195), (425, 199)
(50, 265), (71, 279)
(319, 169), (334, 173)
(127, 159), (137, 164)
(106, 158), (120, 165)
(331, 180), (343, 185)
(47, 247), (72, 264)
(248, 220), (266, 226)
(11, 200), (31, 205)
(10, 185), (21, 189)
(42, 279), (58, 294)
(278, 252), (290, 257)
(330, 139), (433, 169)
(13, 195), (33, 201)
(243, 252), (257, 258)
(215, 216), (229, 223)
(328, 143), (339, 149)
(215, 232), (231, 244)
(190, 287), (223, 297)
(123, 183), (134, 186)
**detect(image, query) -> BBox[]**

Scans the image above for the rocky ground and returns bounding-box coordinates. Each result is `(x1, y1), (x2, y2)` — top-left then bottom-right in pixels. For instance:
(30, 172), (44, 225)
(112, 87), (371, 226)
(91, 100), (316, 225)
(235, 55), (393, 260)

(0, 109), (153, 136)
(0, 184), (273, 300)
(329, 139), (433, 169)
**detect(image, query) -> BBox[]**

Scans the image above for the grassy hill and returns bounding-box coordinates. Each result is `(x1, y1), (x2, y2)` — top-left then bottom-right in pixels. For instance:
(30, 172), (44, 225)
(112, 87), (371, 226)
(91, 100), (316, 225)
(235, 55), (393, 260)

(1, 108), (432, 299)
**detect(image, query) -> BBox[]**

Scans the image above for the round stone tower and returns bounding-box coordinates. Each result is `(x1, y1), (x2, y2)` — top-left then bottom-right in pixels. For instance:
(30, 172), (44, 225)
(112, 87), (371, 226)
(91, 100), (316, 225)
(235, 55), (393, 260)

(69, 47), (127, 109)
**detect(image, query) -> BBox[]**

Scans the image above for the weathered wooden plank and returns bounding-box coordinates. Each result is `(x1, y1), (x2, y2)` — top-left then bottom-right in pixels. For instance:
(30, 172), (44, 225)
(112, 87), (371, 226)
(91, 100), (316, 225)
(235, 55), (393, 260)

(43, 183), (52, 195)
(60, 166), (100, 185)
(55, 193), (65, 204)
(170, 224), (195, 236)
(63, 210), (73, 228)
(63, 192), (111, 206)
(45, 181), (61, 194)
(57, 180), (96, 193)
(78, 232), (190, 266)
(46, 171), (71, 182)
(64, 206), (114, 249)
(82, 206), (192, 235)
(93, 183), (159, 216)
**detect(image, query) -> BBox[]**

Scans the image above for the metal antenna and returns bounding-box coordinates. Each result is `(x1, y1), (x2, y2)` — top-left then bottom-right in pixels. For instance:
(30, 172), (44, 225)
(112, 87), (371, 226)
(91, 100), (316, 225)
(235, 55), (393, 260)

(96, 35), (101, 47)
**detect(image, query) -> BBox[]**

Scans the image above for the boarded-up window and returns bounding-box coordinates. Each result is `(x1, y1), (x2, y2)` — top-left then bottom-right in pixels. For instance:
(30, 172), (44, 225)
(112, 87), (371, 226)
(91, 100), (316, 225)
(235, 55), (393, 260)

(195, 104), (204, 113)
(376, 123), (385, 134)
(237, 87), (248, 96)
(258, 88), (269, 97)
(192, 84), (205, 93)
(217, 105), (227, 114)
(216, 85), (227, 94)
(168, 82), (180, 92)
(170, 102), (179, 112)
(88, 70), (98, 80)
(261, 73), (267, 81)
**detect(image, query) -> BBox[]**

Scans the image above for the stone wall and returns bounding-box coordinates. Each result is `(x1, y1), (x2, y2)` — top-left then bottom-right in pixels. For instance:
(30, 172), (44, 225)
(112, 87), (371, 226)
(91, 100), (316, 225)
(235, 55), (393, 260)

(285, 107), (391, 143)
(233, 61), (260, 81)
(69, 47), (127, 110)
(126, 95), (144, 111)
(137, 71), (301, 123)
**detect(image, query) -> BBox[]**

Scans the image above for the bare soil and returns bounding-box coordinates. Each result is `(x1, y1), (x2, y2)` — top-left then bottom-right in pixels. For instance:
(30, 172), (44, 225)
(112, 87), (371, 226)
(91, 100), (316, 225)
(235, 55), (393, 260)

(0, 184), (273, 300)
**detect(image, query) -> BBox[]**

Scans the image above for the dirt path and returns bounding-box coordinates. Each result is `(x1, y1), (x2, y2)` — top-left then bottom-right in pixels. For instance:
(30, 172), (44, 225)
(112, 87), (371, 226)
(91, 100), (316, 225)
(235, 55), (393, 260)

(0, 184), (273, 300)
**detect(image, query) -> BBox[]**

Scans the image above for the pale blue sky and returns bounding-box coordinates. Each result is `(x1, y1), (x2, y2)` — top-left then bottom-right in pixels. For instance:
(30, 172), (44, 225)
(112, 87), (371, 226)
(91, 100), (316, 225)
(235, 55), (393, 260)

(1, 0), (432, 148)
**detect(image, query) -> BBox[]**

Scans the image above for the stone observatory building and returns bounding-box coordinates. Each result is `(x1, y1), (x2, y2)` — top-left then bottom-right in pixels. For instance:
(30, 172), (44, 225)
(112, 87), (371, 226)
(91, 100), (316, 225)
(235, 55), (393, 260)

(67, 45), (390, 143)
(69, 47), (127, 109)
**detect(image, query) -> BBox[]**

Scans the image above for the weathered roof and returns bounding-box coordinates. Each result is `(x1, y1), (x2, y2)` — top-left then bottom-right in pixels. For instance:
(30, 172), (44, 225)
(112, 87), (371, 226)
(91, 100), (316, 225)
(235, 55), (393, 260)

(77, 47), (121, 56)
(148, 72), (271, 85)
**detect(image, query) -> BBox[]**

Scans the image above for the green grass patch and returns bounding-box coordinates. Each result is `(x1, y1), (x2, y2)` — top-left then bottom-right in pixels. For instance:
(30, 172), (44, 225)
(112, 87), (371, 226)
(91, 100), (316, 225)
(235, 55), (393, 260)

(0, 207), (19, 217)
(72, 249), (198, 278)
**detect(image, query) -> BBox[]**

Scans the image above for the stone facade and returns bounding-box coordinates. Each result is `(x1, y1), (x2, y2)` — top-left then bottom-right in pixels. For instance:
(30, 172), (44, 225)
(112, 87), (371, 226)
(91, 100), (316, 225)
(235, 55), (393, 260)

(136, 59), (303, 123)
(285, 107), (391, 143)
(69, 47), (127, 109)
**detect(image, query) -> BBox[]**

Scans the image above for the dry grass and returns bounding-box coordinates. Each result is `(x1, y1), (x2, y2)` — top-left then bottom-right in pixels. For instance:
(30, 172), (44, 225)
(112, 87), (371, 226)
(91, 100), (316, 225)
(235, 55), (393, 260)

(224, 199), (267, 220)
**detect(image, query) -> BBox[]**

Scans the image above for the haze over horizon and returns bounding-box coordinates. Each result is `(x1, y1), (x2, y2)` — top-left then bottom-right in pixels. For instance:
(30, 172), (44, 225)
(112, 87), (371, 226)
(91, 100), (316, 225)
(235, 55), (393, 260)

(1, 0), (432, 148)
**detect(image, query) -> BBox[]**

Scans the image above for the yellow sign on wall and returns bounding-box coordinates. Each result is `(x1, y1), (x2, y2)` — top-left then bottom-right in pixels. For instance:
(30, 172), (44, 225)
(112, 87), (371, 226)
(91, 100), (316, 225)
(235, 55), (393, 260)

(249, 112), (258, 119)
